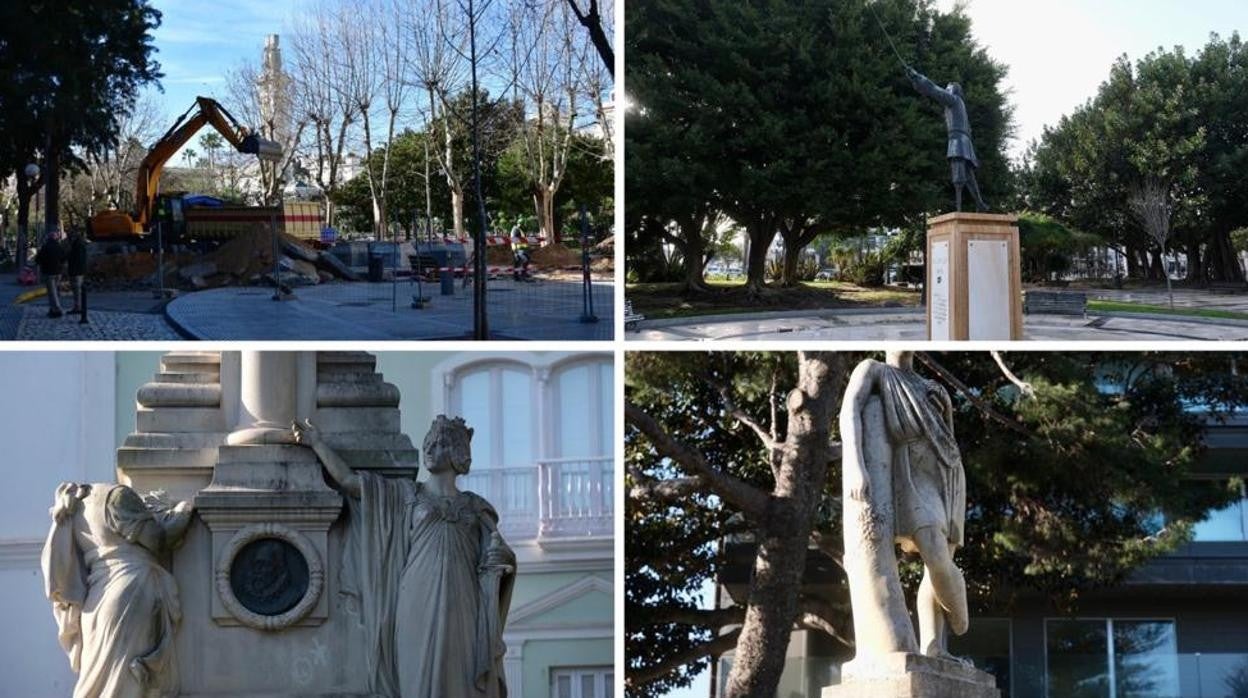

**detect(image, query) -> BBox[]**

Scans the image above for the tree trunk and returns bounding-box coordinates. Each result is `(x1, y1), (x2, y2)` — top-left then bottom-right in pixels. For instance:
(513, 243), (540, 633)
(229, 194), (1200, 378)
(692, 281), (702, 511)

(1207, 230), (1245, 283)
(723, 353), (842, 698)
(781, 244), (802, 287)
(451, 187), (466, 240)
(744, 221), (776, 297)
(1125, 245), (1141, 279)
(16, 179), (32, 271)
(1149, 250), (1165, 282)
(1185, 242), (1204, 285)
(538, 187), (557, 245)
(45, 148), (61, 237)
(725, 531), (809, 697)
(680, 228), (709, 295)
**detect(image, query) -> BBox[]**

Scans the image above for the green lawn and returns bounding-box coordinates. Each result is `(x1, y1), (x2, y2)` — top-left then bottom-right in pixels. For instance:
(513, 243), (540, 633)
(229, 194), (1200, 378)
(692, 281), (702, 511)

(1088, 300), (1248, 321)
(627, 280), (920, 320)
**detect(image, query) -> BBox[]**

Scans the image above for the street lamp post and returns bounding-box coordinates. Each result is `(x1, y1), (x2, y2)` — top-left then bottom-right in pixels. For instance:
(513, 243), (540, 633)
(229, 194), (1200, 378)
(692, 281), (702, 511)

(20, 163), (40, 277)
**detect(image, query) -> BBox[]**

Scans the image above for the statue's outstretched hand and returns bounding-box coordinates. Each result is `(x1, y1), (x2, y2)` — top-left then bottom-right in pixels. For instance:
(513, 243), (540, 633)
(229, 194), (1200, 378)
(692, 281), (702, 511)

(291, 419), (321, 447)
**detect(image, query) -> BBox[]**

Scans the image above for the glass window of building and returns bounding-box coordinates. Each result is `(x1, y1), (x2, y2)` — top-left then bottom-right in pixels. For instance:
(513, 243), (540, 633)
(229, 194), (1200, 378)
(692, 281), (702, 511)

(552, 667), (613, 698)
(949, 618), (1012, 697)
(1045, 619), (1179, 698)
(1192, 482), (1248, 542)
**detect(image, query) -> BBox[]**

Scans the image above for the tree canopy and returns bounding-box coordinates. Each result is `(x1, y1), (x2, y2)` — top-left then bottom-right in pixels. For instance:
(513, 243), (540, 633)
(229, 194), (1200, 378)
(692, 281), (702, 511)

(1024, 33), (1248, 283)
(625, 0), (1012, 293)
(625, 351), (1246, 697)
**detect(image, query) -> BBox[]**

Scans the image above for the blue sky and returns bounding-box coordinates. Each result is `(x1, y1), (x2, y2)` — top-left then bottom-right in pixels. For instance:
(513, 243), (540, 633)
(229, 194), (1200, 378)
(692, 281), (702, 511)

(143, 0), (299, 110)
(137, 0), (301, 164)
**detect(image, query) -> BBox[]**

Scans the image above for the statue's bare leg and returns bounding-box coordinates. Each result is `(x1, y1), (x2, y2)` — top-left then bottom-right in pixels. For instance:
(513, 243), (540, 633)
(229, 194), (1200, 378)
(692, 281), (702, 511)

(912, 526), (969, 651)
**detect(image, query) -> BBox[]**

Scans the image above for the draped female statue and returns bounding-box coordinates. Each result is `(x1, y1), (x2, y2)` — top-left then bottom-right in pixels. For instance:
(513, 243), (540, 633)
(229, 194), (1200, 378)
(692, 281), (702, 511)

(41, 483), (194, 698)
(840, 350), (969, 661)
(295, 415), (516, 698)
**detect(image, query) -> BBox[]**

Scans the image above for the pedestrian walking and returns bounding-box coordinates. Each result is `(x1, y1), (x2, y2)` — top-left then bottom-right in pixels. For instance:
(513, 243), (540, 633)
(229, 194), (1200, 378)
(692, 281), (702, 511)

(34, 228), (66, 318)
(67, 227), (88, 314)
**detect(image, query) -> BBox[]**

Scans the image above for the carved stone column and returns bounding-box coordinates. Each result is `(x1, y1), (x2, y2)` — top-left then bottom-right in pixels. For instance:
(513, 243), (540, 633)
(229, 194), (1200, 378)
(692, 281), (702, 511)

(229, 351), (301, 445)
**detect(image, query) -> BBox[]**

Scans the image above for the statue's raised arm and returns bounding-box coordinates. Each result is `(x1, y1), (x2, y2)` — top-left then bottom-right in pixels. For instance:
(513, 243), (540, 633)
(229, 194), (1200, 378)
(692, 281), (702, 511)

(907, 66), (958, 107)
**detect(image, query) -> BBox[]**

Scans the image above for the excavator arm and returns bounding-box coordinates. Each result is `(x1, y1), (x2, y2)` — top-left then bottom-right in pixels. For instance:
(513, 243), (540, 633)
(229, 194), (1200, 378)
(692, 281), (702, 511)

(91, 96), (282, 239)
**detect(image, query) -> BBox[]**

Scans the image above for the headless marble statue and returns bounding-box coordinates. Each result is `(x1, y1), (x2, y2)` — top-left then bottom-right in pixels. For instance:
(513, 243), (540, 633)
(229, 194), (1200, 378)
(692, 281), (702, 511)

(840, 351), (969, 662)
(41, 483), (193, 698)
(295, 415), (516, 698)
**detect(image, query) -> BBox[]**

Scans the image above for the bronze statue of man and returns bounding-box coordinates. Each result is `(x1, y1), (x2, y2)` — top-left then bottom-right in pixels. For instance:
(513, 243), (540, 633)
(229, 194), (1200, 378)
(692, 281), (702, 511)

(907, 66), (989, 213)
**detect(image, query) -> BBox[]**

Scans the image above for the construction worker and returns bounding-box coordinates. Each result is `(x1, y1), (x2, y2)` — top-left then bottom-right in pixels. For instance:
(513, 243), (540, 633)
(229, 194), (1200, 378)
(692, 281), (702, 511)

(511, 216), (532, 282)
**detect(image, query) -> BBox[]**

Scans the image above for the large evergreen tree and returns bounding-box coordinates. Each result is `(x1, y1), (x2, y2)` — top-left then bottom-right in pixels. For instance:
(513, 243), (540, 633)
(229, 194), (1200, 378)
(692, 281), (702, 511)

(626, 351), (1246, 697)
(1025, 33), (1248, 284)
(625, 0), (1012, 295)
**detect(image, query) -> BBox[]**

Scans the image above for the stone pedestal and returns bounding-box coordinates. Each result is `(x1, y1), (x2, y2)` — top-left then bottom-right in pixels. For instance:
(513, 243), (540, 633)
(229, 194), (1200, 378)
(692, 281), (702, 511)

(115, 350), (420, 696)
(823, 653), (1000, 698)
(925, 212), (1023, 341)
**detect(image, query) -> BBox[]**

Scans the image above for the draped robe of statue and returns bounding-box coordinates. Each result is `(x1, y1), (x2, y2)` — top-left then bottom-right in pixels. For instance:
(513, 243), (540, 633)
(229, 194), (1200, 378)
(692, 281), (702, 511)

(341, 472), (514, 698)
(41, 484), (183, 698)
(878, 363), (965, 553)
(841, 359), (966, 657)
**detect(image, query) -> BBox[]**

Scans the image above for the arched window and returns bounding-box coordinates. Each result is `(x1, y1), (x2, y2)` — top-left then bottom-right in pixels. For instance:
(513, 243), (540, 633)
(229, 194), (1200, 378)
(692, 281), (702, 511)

(551, 359), (613, 459)
(450, 362), (535, 470)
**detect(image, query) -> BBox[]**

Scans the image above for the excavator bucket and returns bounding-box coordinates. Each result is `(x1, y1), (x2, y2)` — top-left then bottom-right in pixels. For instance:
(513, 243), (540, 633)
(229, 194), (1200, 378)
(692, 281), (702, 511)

(240, 134), (284, 162)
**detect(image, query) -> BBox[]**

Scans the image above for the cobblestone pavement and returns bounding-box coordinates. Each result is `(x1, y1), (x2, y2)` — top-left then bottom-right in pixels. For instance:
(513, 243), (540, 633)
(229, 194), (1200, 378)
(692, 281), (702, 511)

(14, 306), (181, 340)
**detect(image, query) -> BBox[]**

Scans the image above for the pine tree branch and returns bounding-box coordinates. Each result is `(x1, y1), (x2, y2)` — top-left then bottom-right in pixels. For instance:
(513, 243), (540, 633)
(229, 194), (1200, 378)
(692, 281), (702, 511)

(626, 401), (771, 519)
(636, 605), (746, 629)
(627, 465), (704, 501)
(916, 352), (1033, 438)
(627, 629), (742, 688)
(991, 351), (1035, 399)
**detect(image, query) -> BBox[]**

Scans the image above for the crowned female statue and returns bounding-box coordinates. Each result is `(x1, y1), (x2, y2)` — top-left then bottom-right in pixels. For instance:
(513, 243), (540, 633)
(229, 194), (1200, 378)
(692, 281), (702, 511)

(295, 415), (516, 697)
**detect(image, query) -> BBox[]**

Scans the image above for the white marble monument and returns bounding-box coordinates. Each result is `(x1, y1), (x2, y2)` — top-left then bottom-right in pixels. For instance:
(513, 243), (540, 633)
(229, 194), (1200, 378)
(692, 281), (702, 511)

(41, 351), (515, 698)
(825, 351), (999, 698)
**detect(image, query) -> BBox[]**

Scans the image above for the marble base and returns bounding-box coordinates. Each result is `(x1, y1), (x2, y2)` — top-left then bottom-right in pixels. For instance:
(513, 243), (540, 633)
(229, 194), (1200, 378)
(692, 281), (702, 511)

(822, 653), (1000, 698)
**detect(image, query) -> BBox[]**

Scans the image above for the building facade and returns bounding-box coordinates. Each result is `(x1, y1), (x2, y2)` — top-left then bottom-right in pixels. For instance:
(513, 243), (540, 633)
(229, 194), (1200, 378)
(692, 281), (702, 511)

(0, 350), (614, 698)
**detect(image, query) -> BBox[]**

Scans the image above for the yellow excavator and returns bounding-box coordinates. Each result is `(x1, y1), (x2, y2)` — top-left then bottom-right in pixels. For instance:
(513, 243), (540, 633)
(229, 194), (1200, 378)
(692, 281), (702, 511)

(89, 96), (282, 240)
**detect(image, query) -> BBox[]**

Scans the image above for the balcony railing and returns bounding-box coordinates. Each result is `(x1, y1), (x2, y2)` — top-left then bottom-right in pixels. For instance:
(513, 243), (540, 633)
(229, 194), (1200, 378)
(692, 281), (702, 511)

(457, 456), (614, 542)
(538, 456), (614, 539)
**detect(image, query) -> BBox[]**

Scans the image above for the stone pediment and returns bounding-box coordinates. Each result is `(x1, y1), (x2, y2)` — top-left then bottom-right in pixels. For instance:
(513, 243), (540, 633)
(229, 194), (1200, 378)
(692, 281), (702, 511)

(506, 575), (612, 631)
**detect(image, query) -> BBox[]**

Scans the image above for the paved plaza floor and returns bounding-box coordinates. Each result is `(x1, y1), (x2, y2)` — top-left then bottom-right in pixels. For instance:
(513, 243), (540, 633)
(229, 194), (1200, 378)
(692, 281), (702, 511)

(630, 308), (1248, 341)
(166, 278), (614, 340)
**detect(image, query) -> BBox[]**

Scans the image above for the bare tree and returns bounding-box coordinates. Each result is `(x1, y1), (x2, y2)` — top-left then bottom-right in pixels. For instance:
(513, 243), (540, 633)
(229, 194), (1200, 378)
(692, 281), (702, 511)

(410, 0), (470, 240)
(564, 0), (613, 73)
(222, 40), (307, 206)
(289, 0), (360, 226)
(1129, 176), (1176, 308)
(507, 0), (591, 245)
(373, 0), (414, 240)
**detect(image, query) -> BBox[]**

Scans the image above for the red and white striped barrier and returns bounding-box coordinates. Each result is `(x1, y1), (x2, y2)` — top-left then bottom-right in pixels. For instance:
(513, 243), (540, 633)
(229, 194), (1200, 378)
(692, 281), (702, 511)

(437, 235), (546, 246)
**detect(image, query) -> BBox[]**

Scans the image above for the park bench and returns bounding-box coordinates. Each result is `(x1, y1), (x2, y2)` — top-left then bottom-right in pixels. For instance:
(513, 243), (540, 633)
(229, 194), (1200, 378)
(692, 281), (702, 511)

(624, 299), (646, 332)
(1209, 281), (1248, 295)
(1023, 290), (1087, 316)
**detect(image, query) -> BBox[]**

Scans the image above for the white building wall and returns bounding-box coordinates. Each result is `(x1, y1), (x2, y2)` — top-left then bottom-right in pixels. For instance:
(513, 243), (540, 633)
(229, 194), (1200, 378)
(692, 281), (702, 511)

(0, 352), (117, 697)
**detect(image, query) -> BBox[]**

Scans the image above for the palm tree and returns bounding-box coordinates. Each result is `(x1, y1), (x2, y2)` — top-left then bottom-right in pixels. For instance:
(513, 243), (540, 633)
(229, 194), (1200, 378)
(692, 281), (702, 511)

(183, 148), (198, 168)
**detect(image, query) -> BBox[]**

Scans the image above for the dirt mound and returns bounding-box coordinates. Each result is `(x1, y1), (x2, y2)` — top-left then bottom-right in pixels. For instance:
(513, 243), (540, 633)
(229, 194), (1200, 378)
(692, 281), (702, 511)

(530, 243), (582, 269)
